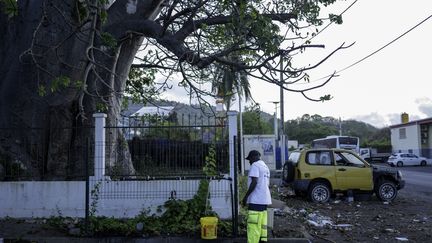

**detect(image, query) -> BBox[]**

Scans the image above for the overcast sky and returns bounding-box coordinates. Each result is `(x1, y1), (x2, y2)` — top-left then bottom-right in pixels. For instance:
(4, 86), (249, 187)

(161, 0), (432, 128)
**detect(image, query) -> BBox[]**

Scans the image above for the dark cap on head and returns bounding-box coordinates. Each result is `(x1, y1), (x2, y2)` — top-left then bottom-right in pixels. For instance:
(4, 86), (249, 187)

(245, 150), (261, 160)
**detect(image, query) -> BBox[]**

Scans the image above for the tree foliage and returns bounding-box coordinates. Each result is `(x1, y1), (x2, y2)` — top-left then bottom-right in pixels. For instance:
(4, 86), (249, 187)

(0, 0), (351, 120)
(0, 0), (350, 178)
(285, 114), (338, 144)
(240, 104), (273, 135)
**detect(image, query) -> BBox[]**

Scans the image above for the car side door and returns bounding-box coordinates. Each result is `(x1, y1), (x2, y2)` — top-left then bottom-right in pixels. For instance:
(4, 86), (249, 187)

(334, 151), (373, 191)
(400, 153), (411, 165)
(408, 154), (420, 165)
(301, 150), (337, 186)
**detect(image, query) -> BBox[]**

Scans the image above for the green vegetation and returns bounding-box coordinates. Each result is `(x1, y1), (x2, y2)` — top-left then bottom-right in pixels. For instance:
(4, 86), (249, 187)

(239, 106), (391, 148)
(77, 145), (232, 237)
(240, 104), (273, 135)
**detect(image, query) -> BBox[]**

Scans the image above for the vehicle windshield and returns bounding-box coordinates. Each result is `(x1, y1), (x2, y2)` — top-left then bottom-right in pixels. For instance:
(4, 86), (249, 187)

(288, 152), (301, 164)
(335, 151), (368, 167)
(339, 137), (357, 144)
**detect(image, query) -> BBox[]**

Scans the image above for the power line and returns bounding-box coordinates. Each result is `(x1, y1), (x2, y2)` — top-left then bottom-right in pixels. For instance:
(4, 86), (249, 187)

(314, 13), (432, 81)
(307, 0), (358, 43)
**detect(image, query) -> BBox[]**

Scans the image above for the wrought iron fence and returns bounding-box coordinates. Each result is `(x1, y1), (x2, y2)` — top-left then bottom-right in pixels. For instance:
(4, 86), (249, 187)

(0, 113), (230, 180)
(106, 113), (229, 178)
(0, 127), (93, 181)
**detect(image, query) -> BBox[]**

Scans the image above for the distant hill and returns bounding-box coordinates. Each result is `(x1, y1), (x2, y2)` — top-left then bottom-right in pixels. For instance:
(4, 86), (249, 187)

(283, 114), (390, 147)
(249, 111), (389, 146)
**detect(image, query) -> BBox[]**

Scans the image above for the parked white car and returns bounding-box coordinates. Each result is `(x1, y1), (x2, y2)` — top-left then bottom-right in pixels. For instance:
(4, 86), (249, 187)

(387, 153), (429, 167)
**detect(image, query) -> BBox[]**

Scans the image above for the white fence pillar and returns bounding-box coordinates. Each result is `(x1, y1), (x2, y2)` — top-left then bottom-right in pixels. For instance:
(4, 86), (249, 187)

(93, 113), (107, 180)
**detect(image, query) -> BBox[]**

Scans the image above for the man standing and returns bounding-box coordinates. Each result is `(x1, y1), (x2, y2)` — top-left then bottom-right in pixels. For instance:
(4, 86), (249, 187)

(242, 150), (272, 243)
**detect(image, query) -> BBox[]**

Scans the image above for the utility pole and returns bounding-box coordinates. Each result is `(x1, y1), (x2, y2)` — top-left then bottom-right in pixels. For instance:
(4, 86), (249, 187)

(279, 52), (285, 139)
(239, 95), (244, 175)
(279, 51), (286, 168)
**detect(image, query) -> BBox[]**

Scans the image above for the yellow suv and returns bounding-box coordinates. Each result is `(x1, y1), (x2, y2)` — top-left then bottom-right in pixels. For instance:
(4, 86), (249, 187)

(282, 148), (405, 203)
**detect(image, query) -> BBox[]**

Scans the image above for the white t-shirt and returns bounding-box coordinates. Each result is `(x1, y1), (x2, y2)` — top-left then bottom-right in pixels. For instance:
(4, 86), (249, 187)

(247, 160), (272, 205)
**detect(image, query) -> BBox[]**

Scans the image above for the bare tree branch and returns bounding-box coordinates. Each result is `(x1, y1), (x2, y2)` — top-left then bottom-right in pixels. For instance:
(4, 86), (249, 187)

(174, 13), (297, 41)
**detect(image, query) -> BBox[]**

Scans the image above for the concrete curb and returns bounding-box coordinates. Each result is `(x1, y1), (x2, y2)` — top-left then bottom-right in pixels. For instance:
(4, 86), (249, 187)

(1, 237), (311, 243)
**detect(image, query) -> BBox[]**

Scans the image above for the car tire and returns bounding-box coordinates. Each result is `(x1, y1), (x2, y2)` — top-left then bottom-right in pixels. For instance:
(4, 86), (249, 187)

(375, 180), (397, 202)
(308, 182), (331, 203)
(282, 162), (295, 183)
(420, 160), (427, 166)
(396, 161), (403, 167)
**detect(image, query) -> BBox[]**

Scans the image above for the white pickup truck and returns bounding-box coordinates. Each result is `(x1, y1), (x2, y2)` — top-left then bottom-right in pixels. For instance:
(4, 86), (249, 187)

(360, 148), (391, 162)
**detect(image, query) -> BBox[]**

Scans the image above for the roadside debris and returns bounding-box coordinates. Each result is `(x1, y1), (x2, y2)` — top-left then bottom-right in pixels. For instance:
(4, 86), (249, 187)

(384, 228), (400, 234)
(395, 237), (409, 241)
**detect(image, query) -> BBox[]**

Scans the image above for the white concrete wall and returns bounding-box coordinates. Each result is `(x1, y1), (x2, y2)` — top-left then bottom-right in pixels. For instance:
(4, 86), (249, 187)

(391, 124), (421, 155)
(0, 180), (232, 219)
(0, 181), (85, 218)
(287, 140), (298, 149)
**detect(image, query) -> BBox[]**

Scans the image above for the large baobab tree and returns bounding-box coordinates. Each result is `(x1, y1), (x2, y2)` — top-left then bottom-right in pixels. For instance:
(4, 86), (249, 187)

(0, 0), (349, 179)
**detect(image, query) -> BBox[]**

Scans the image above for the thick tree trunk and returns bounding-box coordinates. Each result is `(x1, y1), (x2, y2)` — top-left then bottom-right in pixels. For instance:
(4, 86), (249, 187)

(0, 0), (163, 179)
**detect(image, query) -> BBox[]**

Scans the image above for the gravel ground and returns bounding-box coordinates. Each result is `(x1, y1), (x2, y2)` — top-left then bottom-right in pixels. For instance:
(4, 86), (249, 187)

(272, 185), (432, 243)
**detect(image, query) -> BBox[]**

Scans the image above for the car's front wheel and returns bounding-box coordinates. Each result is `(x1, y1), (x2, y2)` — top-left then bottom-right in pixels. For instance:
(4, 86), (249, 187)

(396, 161), (403, 167)
(420, 160), (427, 166)
(375, 180), (397, 201)
(308, 182), (331, 203)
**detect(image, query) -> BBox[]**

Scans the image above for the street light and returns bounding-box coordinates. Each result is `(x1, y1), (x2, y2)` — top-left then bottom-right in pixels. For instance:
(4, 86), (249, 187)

(269, 101), (280, 169)
(269, 101), (279, 139)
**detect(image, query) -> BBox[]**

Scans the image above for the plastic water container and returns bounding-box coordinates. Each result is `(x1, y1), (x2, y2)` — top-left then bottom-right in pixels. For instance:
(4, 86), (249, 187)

(200, 216), (218, 239)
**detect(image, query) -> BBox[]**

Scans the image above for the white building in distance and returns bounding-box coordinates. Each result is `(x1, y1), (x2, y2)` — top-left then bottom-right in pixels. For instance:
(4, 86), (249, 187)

(390, 113), (432, 158)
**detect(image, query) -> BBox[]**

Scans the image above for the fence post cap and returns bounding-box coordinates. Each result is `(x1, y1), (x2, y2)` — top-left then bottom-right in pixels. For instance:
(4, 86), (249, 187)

(93, 113), (107, 118)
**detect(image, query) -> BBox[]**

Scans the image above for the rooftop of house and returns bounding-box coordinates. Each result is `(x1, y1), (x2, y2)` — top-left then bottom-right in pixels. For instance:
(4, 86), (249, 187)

(131, 106), (175, 117)
(389, 117), (432, 129)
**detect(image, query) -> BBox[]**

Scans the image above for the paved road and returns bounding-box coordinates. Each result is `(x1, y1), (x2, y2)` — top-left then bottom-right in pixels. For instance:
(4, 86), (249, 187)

(394, 165), (432, 200)
(273, 163), (432, 200)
